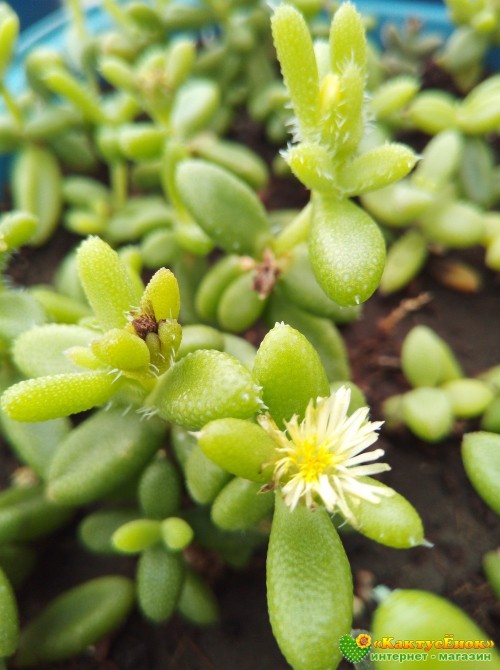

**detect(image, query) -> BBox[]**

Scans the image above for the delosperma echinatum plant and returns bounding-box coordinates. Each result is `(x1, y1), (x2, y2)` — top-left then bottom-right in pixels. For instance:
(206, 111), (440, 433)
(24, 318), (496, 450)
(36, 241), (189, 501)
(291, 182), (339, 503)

(0, 0), (499, 668)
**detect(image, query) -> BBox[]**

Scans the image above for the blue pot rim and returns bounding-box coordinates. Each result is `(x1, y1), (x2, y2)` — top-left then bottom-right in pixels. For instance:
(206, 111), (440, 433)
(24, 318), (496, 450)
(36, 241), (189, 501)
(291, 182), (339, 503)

(7, 1), (500, 107)
(9, 0), (451, 97)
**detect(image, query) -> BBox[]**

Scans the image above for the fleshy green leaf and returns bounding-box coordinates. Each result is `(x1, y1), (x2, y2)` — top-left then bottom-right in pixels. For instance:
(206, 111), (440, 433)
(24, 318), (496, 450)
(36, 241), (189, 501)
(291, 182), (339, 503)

(339, 143), (418, 197)
(309, 197), (386, 306)
(401, 325), (462, 388)
(16, 577), (135, 668)
(12, 145), (62, 246)
(462, 431), (500, 514)
(212, 478), (274, 531)
(176, 160), (271, 256)
(48, 409), (164, 505)
(1, 372), (119, 422)
(402, 388), (454, 442)
(13, 324), (96, 378)
(267, 496), (352, 670)
(253, 322), (330, 425)
(346, 478), (425, 548)
(151, 350), (263, 430)
(0, 566), (18, 657)
(372, 590), (500, 668)
(77, 237), (139, 331)
(198, 418), (276, 483)
(137, 546), (184, 623)
(271, 4), (320, 141)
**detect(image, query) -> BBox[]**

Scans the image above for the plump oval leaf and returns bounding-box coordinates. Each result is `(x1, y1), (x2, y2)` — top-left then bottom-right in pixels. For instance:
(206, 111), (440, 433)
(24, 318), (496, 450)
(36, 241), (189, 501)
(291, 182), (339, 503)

(138, 458), (181, 519)
(12, 145), (62, 246)
(253, 323), (329, 425)
(212, 478), (274, 530)
(267, 496), (352, 670)
(78, 509), (141, 555)
(401, 325), (462, 388)
(177, 568), (219, 626)
(346, 478), (425, 548)
(176, 159), (271, 256)
(112, 519), (161, 554)
(1, 372), (119, 422)
(15, 576), (135, 668)
(443, 379), (494, 419)
(402, 388), (454, 442)
(77, 236), (138, 331)
(152, 350), (263, 430)
(137, 546), (184, 623)
(217, 272), (267, 333)
(13, 325), (95, 378)
(265, 292), (351, 382)
(309, 197), (386, 306)
(372, 589), (500, 669)
(48, 409), (164, 505)
(185, 445), (231, 504)
(198, 418), (276, 483)
(0, 566), (19, 657)
(462, 431), (500, 514)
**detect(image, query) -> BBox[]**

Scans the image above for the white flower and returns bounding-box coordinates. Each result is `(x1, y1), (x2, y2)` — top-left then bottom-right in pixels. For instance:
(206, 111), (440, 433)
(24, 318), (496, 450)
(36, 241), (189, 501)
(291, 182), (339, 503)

(258, 386), (392, 522)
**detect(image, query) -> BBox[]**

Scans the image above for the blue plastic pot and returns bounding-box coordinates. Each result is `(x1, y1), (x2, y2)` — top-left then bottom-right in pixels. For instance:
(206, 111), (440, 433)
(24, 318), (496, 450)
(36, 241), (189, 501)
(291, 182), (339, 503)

(8, 0), (59, 31)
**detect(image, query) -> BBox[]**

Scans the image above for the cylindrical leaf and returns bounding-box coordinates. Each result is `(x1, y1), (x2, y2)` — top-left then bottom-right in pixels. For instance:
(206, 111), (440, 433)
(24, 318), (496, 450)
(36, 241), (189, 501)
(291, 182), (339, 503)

(176, 160), (271, 256)
(15, 577), (135, 668)
(346, 478), (425, 548)
(77, 237), (138, 331)
(0, 567), (19, 657)
(12, 145), (62, 246)
(138, 458), (181, 519)
(198, 418), (276, 483)
(271, 4), (320, 141)
(212, 478), (274, 530)
(185, 445), (231, 504)
(48, 409), (164, 505)
(253, 323), (330, 425)
(137, 546), (184, 623)
(217, 272), (267, 333)
(372, 590), (500, 669)
(267, 496), (352, 670)
(462, 431), (500, 514)
(151, 350), (263, 430)
(1, 372), (118, 422)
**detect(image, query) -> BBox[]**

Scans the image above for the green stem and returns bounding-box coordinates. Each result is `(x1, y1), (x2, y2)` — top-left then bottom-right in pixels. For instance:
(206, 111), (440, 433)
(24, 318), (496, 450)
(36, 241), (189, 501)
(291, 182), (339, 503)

(111, 161), (128, 210)
(272, 202), (312, 256)
(102, 0), (134, 33)
(65, 0), (86, 43)
(0, 83), (23, 127)
(64, 0), (98, 93)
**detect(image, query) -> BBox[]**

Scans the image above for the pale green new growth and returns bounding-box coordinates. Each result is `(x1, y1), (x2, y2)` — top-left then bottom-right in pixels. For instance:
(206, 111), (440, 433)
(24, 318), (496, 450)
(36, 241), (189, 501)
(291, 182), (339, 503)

(271, 5), (320, 142)
(272, 2), (417, 305)
(77, 236), (138, 331)
(329, 2), (367, 77)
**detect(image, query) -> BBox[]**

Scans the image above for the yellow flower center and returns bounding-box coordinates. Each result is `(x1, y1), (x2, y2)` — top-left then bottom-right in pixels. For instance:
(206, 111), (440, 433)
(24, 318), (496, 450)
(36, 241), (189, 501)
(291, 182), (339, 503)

(288, 435), (339, 482)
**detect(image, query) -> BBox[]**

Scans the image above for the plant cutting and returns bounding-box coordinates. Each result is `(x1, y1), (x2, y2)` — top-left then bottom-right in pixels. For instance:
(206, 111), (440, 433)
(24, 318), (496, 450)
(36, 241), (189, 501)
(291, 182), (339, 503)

(0, 0), (499, 669)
